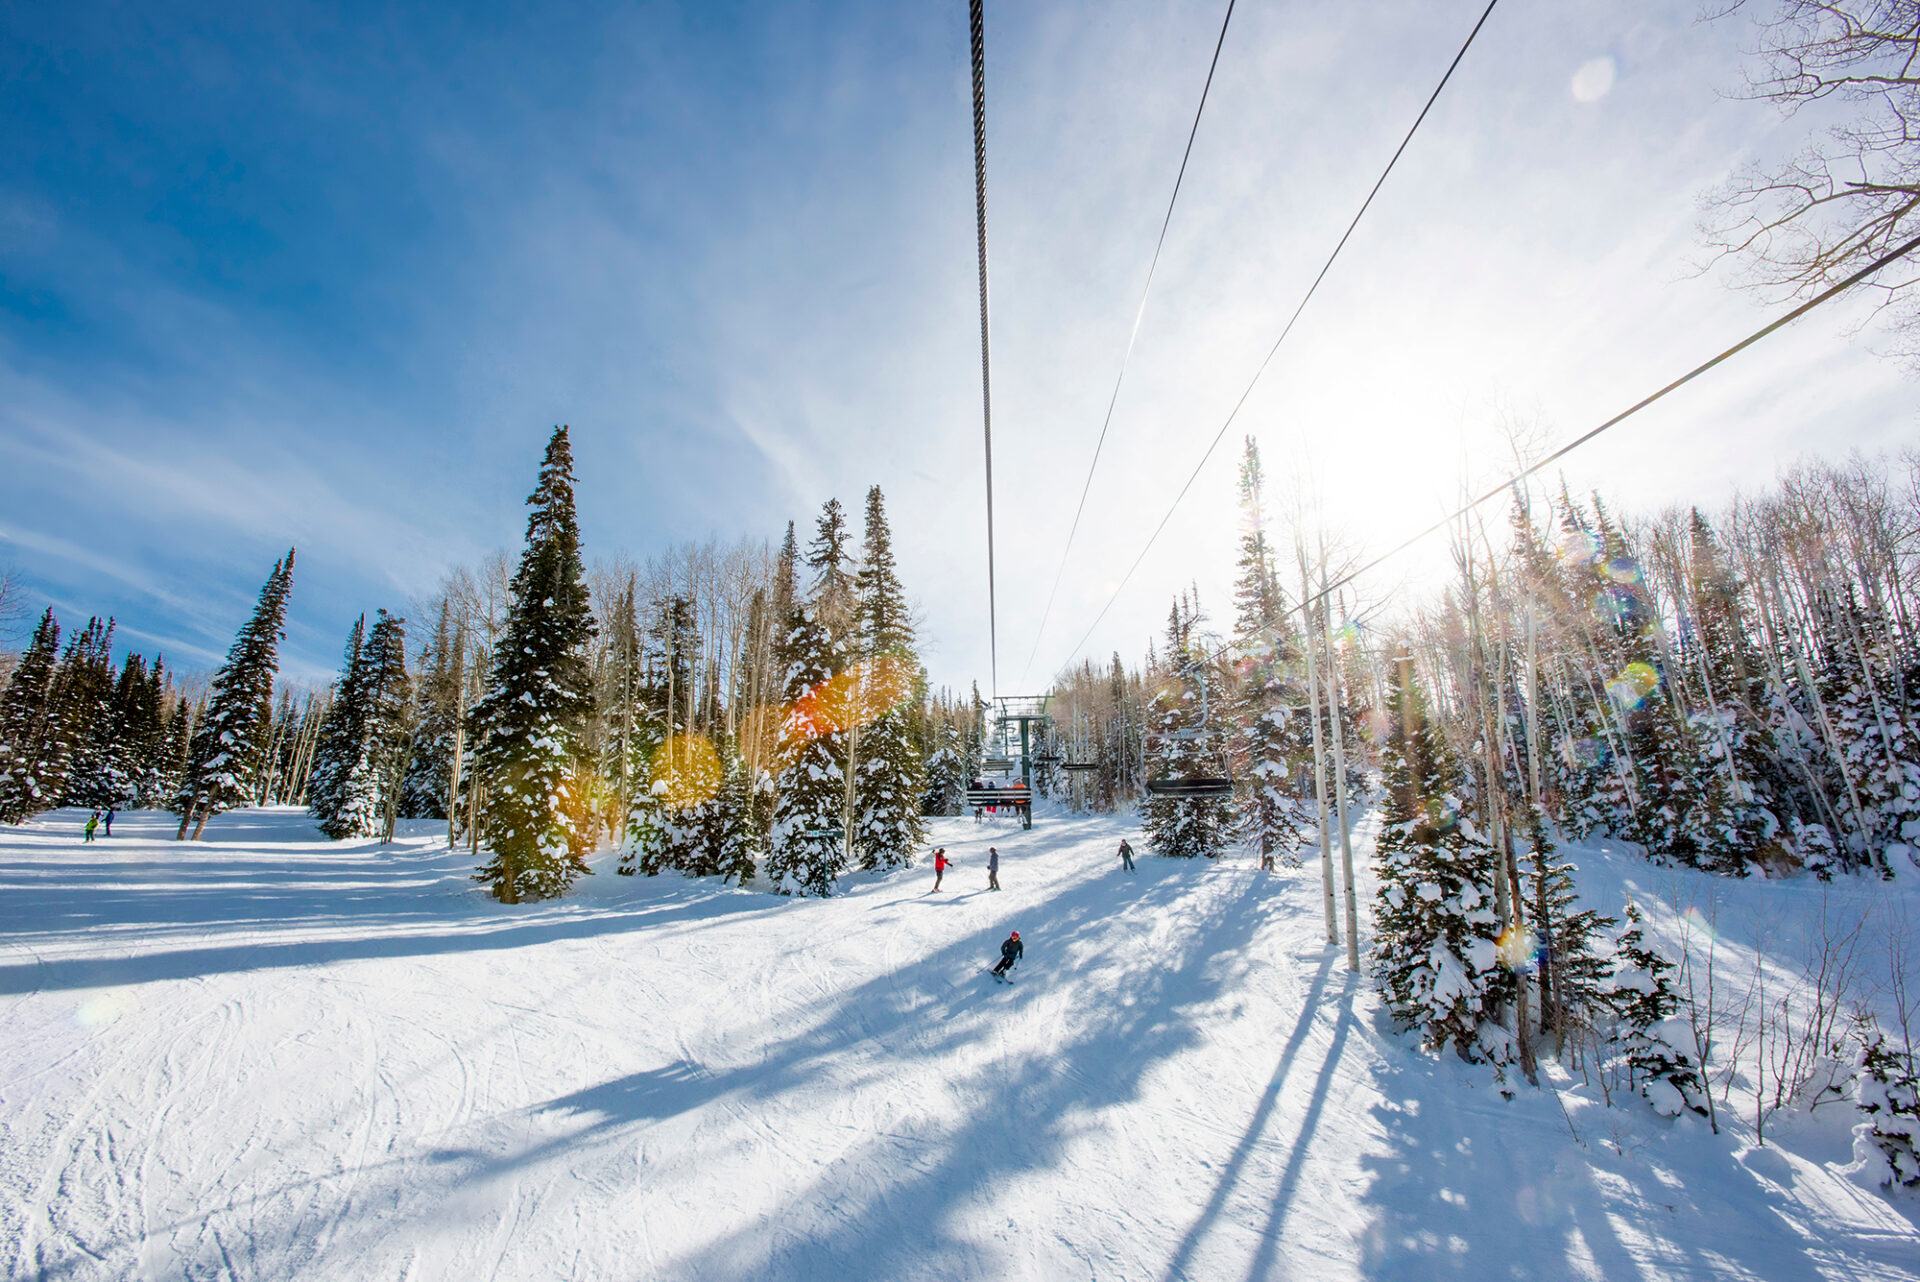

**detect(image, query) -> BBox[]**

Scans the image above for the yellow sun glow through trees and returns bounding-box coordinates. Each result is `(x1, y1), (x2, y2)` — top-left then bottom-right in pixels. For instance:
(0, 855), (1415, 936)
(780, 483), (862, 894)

(1607, 661), (1659, 711)
(650, 733), (722, 811)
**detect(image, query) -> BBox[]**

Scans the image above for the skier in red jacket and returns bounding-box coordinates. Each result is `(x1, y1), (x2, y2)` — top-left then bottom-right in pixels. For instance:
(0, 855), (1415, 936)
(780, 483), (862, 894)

(932, 848), (951, 892)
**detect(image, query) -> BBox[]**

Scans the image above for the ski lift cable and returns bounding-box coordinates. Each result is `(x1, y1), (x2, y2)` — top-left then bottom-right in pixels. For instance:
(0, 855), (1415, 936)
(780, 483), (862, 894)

(1021, 0), (1240, 682)
(970, 0), (1000, 702)
(1045, 0), (1501, 686)
(1188, 228), (1920, 669)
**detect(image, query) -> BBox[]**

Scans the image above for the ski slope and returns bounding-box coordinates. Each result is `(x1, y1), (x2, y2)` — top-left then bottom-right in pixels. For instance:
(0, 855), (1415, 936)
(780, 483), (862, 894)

(2, 806), (1916, 1281)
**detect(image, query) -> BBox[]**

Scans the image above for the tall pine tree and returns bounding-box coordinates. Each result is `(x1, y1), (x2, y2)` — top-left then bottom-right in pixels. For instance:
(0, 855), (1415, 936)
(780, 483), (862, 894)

(850, 485), (925, 869)
(175, 551), (295, 839)
(471, 428), (598, 902)
(0, 608), (67, 824)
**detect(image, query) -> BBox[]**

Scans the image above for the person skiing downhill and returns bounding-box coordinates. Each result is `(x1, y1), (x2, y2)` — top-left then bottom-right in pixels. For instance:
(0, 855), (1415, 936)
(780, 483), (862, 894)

(1118, 839), (1135, 873)
(932, 848), (951, 892)
(991, 930), (1022, 980)
(987, 846), (1000, 891)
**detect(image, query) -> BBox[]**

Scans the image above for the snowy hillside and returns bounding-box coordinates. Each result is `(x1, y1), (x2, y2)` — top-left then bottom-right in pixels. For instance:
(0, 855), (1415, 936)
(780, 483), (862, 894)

(3, 805), (1917, 1281)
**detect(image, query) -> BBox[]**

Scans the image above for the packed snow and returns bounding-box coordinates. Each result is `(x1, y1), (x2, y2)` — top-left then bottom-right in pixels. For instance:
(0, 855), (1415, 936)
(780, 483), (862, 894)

(3, 805), (1918, 1280)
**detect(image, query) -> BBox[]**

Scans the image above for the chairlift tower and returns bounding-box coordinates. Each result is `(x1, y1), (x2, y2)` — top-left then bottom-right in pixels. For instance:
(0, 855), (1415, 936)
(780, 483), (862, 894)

(993, 694), (1051, 792)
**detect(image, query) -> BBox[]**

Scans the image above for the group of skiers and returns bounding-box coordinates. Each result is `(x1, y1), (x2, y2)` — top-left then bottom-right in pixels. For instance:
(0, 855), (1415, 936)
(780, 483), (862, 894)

(82, 808), (114, 842)
(934, 836), (1141, 982)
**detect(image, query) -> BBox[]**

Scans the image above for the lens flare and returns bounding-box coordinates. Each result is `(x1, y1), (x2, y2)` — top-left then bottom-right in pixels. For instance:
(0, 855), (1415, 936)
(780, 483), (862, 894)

(1603, 557), (1643, 586)
(1558, 527), (1602, 567)
(1606, 661), (1659, 711)
(1562, 736), (1610, 769)
(1497, 923), (1541, 971)
(650, 733), (723, 810)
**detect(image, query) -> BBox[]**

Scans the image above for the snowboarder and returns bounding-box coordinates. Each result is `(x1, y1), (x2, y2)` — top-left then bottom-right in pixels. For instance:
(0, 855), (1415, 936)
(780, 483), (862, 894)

(83, 811), (99, 843)
(988, 846), (1000, 891)
(932, 848), (951, 892)
(1118, 838), (1135, 873)
(991, 930), (1022, 980)
(103, 808), (115, 837)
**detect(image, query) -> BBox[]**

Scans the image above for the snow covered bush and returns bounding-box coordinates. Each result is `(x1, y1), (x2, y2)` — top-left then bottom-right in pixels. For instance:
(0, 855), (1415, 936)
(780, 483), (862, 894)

(1855, 1023), (1920, 1190)
(1608, 903), (1708, 1118)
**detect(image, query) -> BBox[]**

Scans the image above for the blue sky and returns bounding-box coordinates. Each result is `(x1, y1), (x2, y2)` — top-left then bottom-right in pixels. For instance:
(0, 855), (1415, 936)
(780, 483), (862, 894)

(2, 0), (1914, 692)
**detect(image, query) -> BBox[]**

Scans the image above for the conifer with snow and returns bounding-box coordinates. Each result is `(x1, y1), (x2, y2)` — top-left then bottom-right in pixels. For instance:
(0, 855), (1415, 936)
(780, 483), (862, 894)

(471, 428), (598, 902)
(1520, 809), (1614, 1045)
(401, 599), (464, 820)
(767, 503), (852, 895)
(1855, 1022), (1920, 1189)
(0, 608), (68, 823)
(1371, 650), (1505, 1061)
(57, 618), (121, 810)
(1608, 902), (1708, 1117)
(175, 551), (295, 840)
(1228, 438), (1307, 864)
(1141, 595), (1231, 859)
(850, 486), (924, 869)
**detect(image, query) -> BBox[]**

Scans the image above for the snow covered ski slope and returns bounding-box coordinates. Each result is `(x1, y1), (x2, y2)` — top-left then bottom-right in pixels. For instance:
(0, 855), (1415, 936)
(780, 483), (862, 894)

(3, 806), (1917, 1280)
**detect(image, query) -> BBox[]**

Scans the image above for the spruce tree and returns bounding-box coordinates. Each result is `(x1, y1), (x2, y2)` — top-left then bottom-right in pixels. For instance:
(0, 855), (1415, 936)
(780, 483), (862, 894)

(767, 541), (848, 895)
(316, 609), (411, 840)
(1228, 438), (1308, 863)
(1371, 650), (1504, 1061)
(57, 618), (120, 810)
(850, 485), (925, 869)
(1608, 902), (1708, 1116)
(471, 427), (598, 902)
(0, 608), (66, 823)
(307, 614), (367, 832)
(176, 551), (295, 839)
(1141, 595), (1231, 858)
(401, 599), (462, 820)
(1855, 1023), (1920, 1188)
(1521, 808), (1614, 1044)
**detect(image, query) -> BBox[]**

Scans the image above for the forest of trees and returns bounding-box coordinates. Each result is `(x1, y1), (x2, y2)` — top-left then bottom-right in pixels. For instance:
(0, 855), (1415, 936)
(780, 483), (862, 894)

(0, 428), (981, 902)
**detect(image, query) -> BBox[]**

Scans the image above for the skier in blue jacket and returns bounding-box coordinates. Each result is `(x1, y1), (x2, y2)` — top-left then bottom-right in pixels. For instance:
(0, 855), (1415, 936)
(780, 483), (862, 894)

(991, 930), (1023, 979)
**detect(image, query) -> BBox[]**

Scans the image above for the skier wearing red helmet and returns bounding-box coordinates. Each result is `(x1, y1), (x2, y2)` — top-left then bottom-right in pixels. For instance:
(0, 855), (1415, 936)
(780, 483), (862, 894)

(991, 930), (1023, 980)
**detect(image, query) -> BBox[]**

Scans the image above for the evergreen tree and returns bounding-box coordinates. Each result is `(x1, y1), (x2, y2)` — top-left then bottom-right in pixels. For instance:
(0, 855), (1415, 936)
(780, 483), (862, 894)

(1608, 902), (1708, 1116)
(1229, 438), (1308, 863)
(1855, 1022), (1920, 1189)
(471, 427), (599, 902)
(850, 485), (924, 869)
(401, 599), (463, 820)
(1371, 650), (1505, 1061)
(1141, 596), (1231, 858)
(922, 722), (967, 816)
(767, 548), (848, 895)
(176, 551), (295, 839)
(1814, 589), (1918, 876)
(714, 737), (763, 885)
(307, 614), (367, 832)
(0, 608), (67, 823)
(55, 617), (118, 809)
(109, 652), (169, 808)
(1520, 808), (1614, 1044)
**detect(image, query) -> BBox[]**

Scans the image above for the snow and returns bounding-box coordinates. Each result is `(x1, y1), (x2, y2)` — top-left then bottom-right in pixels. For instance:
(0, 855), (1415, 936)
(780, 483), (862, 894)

(2, 805), (1918, 1280)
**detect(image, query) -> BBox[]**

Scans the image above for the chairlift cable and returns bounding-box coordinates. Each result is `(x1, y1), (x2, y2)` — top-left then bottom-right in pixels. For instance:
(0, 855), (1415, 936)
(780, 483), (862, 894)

(1022, 0), (1240, 681)
(1046, 0), (1501, 685)
(970, 0), (1000, 702)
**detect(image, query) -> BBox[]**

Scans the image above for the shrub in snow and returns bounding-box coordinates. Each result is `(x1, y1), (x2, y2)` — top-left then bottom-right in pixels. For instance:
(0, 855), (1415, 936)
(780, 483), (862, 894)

(1607, 903), (1708, 1117)
(1855, 1024), (1920, 1190)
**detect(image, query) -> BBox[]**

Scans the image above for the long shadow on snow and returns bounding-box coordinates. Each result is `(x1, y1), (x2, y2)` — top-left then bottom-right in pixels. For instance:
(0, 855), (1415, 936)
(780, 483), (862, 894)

(1352, 1026), (1844, 1282)
(525, 860), (1291, 1280)
(0, 865), (778, 994)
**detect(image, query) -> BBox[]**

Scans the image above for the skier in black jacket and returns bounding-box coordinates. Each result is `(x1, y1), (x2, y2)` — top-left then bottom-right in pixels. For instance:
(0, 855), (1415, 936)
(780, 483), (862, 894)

(991, 930), (1023, 979)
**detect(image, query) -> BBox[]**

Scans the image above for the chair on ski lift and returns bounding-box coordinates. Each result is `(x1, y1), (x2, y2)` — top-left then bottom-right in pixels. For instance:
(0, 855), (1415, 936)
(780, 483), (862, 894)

(1143, 665), (1234, 800)
(962, 783), (1032, 829)
(1061, 762), (1097, 773)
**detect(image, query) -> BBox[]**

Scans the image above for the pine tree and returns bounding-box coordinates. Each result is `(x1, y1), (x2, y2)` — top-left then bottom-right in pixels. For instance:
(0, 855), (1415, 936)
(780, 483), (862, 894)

(1814, 589), (1918, 876)
(767, 513), (849, 895)
(0, 608), (67, 824)
(324, 609), (411, 840)
(1608, 902), (1708, 1117)
(1141, 596), (1231, 858)
(1371, 650), (1505, 1061)
(850, 485), (924, 869)
(1855, 1022), (1920, 1188)
(471, 427), (599, 902)
(176, 551), (295, 839)
(1520, 807), (1614, 1045)
(307, 614), (367, 833)
(714, 737), (762, 884)
(57, 618), (121, 810)
(401, 599), (462, 820)
(922, 721), (967, 816)
(1229, 438), (1307, 863)
(109, 652), (169, 809)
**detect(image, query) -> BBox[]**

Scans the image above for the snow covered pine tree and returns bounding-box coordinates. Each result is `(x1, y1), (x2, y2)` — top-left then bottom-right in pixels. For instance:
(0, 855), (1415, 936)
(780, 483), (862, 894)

(851, 486), (925, 870)
(1609, 902), (1708, 1117)
(471, 428), (598, 903)
(0, 608), (67, 823)
(1371, 649), (1506, 1062)
(174, 551), (295, 840)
